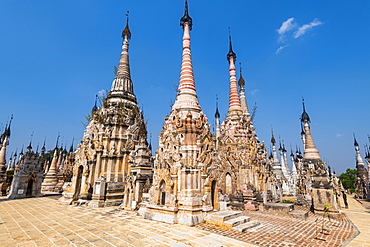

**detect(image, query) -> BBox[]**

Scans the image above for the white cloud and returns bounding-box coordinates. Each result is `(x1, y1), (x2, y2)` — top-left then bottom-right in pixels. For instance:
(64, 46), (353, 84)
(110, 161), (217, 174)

(97, 89), (106, 97)
(294, 18), (323, 39)
(276, 44), (289, 54)
(336, 134), (343, 138)
(277, 18), (296, 44)
(277, 17), (296, 35)
(250, 89), (260, 95)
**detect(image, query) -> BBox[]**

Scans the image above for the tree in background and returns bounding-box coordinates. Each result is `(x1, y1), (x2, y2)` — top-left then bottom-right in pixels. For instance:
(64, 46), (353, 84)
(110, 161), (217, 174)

(339, 168), (357, 190)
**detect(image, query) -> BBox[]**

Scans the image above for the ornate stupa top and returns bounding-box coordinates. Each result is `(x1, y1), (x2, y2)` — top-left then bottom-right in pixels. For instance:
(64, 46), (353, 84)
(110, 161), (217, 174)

(172, 0), (200, 112)
(108, 12), (136, 104)
(227, 32), (241, 113)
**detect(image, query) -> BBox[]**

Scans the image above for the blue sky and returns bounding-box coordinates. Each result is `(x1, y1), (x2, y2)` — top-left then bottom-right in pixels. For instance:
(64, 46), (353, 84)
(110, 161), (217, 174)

(1, 1), (369, 174)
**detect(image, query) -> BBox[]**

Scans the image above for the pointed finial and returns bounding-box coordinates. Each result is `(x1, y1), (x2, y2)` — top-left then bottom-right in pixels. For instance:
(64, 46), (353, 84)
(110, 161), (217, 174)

(278, 135), (283, 151)
(290, 144), (294, 156)
(227, 27), (236, 62)
(4, 114), (13, 137)
(55, 133), (60, 149)
(69, 138), (74, 153)
(271, 128), (276, 144)
(238, 62), (245, 87)
(149, 133), (152, 152)
(180, 0), (192, 30)
(301, 97), (310, 122)
(215, 94), (220, 119)
(353, 133), (359, 146)
(122, 11), (131, 40)
(27, 131), (34, 150)
(92, 95), (98, 112)
(365, 144), (370, 159)
(41, 138), (46, 153)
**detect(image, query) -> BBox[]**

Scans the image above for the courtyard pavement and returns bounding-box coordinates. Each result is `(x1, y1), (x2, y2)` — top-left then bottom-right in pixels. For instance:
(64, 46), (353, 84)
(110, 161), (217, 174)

(341, 195), (370, 247)
(0, 194), (368, 246)
(197, 202), (358, 246)
(0, 195), (255, 247)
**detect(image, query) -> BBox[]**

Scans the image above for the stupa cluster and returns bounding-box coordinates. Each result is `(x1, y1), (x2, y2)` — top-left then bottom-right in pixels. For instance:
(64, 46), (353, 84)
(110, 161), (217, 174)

(0, 130), (75, 198)
(353, 136), (370, 200)
(1, 1), (369, 226)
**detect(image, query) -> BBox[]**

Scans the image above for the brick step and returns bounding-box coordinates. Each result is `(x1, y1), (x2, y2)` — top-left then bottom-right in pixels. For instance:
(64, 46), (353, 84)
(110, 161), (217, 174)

(232, 220), (261, 232)
(205, 210), (243, 225)
(289, 210), (309, 220)
(224, 216), (250, 228)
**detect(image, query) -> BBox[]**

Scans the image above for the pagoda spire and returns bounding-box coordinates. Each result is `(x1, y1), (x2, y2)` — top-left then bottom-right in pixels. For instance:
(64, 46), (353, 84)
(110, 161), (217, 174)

(55, 133), (60, 150)
(27, 132), (34, 152)
(215, 95), (221, 147)
(0, 115), (12, 175)
(108, 11), (136, 103)
(92, 95), (98, 112)
(353, 135), (369, 195)
(227, 31), (241, 113)
(69, 138), (74, 153)
(172, 0), (200, 111)
(354, 134), (365, 165)
(271, 129), (283, 178)
(41, 144), (59, 191)
(41, 138), (46, 154)
(300, 99), (320, 160)
(238, 63), (250, 116)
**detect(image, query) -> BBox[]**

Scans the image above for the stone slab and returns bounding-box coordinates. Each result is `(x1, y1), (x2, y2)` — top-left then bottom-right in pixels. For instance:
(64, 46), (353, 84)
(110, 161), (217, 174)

(289, 210), (309, 220)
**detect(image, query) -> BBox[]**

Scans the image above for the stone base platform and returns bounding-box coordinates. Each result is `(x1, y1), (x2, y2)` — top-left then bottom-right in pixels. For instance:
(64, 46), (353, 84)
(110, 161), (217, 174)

(143, 205), (205, 226)
(204, 210), (260, 232)
(289, 210), (309, 220)
(263, 202), (294, 214)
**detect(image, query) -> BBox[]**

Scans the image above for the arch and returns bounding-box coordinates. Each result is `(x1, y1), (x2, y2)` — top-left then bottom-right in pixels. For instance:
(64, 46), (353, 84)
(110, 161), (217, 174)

(211, 180), (217, 208)
(74, 165), (84, 200)
(225, 173), (232, 195)
(123, 187), (130, 208)
(26, 178), (33, 197)
(159, 180), (166, 206)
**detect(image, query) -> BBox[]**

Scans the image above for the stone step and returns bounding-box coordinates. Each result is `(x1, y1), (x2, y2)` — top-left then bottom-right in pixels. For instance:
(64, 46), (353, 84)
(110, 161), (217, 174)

(224, 216), (250, 228)
(232, 220), (261, 232)
(205, 210), (243, 226)
(289, 210), (309, 220)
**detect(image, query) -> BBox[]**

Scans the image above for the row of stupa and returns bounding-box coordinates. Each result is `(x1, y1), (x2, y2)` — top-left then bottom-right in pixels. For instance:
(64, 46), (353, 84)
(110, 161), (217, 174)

(353, 136), (370, 200)
(0, 1), (346, 226)
(0, 130), (75, 198)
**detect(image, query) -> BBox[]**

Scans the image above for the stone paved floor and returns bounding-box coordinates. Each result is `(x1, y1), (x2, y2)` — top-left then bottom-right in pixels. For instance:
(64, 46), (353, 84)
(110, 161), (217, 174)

(1, 195), (368, 246)
(342, 195), (370, 247)
(197, 210), (357, 246)
(0, 195), (255, 247)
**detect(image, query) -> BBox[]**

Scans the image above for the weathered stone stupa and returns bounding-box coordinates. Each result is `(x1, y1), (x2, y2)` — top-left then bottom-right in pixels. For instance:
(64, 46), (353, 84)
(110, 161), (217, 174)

(143, 1), (216, 226)
(41, 142), (59, 192)
(353, 136), (368, 199)
(0, 116), (12, 186)
(300, 101), (339, 211)
(60, 15), (152, 207)
(215, 39), (272, 206)
(8, 144), (44, 199)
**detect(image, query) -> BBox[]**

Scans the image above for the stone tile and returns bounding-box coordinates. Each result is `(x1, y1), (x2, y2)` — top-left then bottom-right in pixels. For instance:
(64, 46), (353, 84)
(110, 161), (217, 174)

(1, 196), (252, 246)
